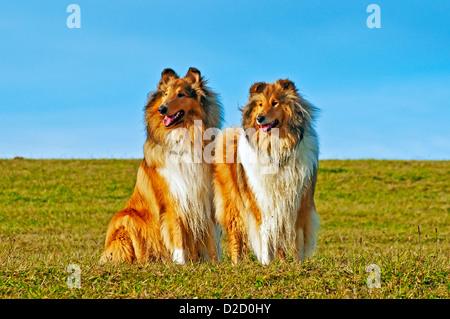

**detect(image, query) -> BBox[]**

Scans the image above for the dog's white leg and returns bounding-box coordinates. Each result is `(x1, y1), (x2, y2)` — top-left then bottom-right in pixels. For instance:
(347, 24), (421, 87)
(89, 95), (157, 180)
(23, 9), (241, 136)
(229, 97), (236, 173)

(173, 249), (186, 264)
(260, 222), (271, 265)
(248, 213), (261, 261)
(304, 207), (320, 258)
(295, 228), (305, 263)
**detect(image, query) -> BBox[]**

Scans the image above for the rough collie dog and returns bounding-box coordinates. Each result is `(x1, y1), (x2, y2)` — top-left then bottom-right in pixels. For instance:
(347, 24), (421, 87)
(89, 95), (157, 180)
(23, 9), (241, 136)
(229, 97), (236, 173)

(213, 79), (319, 264)
(100, 67), (223, 264)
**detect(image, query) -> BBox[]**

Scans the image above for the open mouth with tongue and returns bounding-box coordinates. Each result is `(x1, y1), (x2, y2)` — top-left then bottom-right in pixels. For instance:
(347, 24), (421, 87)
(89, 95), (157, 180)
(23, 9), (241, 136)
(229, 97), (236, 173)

(260, 119), (279, 132)
(163, 110), (185, 127)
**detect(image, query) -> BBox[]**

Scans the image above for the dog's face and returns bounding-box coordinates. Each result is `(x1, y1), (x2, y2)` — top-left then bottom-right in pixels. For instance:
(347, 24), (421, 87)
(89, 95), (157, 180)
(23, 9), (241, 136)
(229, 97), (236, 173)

(241, 79), (306, 154)
(249, 81), (288, 133)
(243, 79), (299, 134)
(153, 68), (204, 129)
(145, 67), (222, 149)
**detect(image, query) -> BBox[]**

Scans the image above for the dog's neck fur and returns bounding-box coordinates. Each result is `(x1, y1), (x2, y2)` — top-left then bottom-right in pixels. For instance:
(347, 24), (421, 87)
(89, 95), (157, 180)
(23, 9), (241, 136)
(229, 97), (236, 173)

(148, 129), (213, 227)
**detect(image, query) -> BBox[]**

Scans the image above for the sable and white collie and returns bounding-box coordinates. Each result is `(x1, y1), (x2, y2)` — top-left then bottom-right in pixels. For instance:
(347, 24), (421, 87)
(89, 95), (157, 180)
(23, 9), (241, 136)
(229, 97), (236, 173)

(100, 67), (223, 264)
(213, 79), (319, 264)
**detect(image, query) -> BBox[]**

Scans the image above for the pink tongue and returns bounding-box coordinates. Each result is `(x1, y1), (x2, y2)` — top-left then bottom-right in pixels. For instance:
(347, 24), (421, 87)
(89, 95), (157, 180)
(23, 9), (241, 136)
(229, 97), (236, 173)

(163, 116), (174, 127)
(261, 124), (271, 132)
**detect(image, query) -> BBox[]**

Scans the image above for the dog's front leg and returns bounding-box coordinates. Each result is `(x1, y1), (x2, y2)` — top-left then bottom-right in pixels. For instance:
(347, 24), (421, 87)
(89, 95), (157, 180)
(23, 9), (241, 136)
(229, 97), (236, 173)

(173, 248), (186, 264)
(172, 218), (187, 264)
(295, 228), (305, 263)
(260, 222), (272, 265)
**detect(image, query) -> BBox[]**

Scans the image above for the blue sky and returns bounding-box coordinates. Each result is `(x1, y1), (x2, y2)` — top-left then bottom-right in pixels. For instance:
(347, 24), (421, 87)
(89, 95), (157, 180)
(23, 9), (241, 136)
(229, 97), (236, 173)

(0, 0), (449, 159)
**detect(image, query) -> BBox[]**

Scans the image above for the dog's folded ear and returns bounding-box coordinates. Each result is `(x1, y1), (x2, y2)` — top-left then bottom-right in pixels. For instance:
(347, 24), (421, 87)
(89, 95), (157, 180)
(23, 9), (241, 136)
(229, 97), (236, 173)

(185, 67), (202, 83)
(159, 68), (179, 86)
(249, 82), (267, 95)
(278, 79), (296, 91)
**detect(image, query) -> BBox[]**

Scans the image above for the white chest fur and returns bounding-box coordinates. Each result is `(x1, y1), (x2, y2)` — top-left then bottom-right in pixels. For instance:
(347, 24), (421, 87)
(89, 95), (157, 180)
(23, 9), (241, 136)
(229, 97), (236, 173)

(157, 150), (213, 235)
(153, 129), (218, 263)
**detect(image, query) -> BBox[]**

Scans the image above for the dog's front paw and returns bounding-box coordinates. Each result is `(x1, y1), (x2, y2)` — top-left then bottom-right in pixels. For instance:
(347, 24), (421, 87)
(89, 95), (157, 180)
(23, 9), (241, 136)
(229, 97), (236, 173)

(173, 249), (186, 264)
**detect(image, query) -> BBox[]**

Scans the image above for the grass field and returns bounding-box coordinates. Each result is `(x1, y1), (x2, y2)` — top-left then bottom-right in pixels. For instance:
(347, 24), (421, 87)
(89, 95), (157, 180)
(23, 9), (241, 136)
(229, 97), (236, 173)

(0, 158), (448, 298)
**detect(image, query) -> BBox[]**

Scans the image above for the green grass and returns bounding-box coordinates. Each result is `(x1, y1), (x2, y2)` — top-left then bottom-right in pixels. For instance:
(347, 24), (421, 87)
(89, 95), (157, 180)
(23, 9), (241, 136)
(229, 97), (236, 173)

(0, 158), (448, 298)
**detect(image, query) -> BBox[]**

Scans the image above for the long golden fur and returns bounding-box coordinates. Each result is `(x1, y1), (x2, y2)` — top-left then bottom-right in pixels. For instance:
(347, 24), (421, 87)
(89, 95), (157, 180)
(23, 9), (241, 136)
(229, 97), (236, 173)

(213, 79), (320, 264)
(100, 67), (223, 264)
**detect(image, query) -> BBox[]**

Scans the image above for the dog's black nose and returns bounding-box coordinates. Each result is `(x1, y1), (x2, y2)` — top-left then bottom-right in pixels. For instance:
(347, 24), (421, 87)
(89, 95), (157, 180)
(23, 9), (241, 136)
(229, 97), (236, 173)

(158, 105), (168, 115)
(256, 115), (265, 124)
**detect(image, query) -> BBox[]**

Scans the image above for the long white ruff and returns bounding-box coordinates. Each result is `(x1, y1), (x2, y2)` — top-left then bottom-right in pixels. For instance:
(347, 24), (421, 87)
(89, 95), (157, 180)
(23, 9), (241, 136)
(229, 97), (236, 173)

(238, 129), (319, 263)
(156, 128), (216, 258)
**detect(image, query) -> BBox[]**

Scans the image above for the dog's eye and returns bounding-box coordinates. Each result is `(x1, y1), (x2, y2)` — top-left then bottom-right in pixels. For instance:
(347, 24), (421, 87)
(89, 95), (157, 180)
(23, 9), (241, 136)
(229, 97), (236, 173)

(178, 93), (185, 98)
(259, 103), (263, 106)
(272, 101), (278, 107)
(164, 92), (168, 96)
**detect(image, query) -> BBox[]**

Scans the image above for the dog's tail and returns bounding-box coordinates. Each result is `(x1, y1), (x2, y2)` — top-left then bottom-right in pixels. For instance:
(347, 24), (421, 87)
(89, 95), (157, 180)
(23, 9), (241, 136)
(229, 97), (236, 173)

(99, 225), (136, 264)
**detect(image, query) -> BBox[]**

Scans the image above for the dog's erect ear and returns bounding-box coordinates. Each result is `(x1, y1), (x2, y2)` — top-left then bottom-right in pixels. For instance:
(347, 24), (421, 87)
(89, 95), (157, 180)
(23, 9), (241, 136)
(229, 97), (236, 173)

(159, 68), (178, 86)
(185, 67), (201, 83)
(249, 82), (267, 95)
(278, 79), (296, 91)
